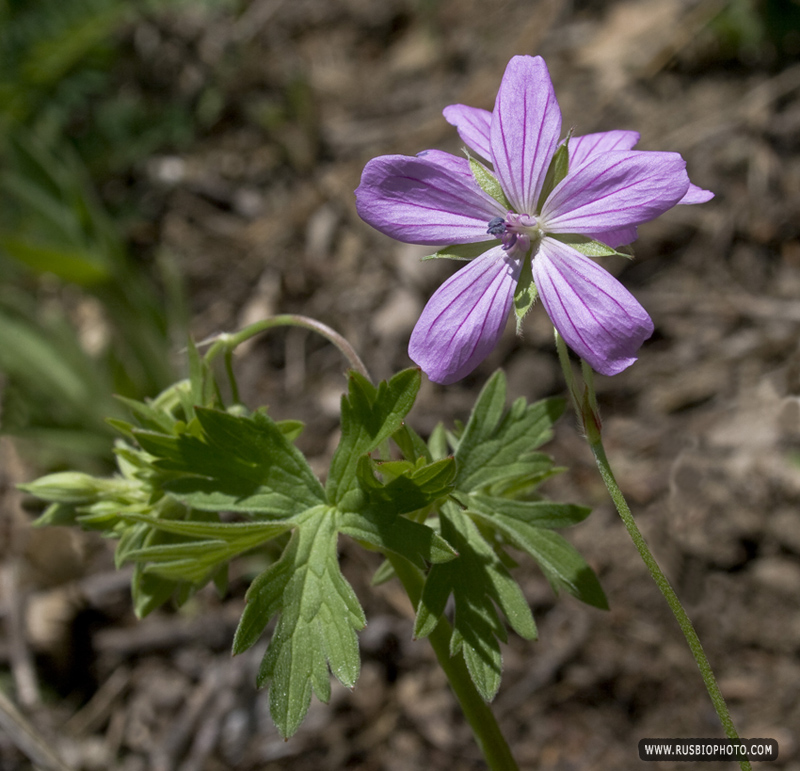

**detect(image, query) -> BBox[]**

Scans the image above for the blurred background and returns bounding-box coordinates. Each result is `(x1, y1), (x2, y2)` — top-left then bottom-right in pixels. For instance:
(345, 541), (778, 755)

(1, 0), (800, 768)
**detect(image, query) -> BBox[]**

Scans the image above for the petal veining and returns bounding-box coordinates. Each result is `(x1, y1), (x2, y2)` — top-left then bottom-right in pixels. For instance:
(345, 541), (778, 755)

(567, 130), (640, 169)
(409, 246), (520, 384)
(541, 150), (689, 233)
(490, 55), (562, 214)
(578, 225), (639, 249)
(443, 105), (493, 162)
(355, 153), (505, 245)
(533, 238), (653, 376)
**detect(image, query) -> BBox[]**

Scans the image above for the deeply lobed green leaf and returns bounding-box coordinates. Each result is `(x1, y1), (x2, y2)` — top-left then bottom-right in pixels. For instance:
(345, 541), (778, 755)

(134, 408), (326, 517)
(234, 508), (366, 738)
(326, 368), (420, 504)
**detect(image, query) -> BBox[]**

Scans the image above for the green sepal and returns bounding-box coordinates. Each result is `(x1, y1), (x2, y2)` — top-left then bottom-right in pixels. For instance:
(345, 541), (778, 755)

(422, 241), (498, 262)
(513, 252), (537, 333)
(537, 135), (570, 209)
(550, 233), (633, 259)
(469, 157), (511, 210)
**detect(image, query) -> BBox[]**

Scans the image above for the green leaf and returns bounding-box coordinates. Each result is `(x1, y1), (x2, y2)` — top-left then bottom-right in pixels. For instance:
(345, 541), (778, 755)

(537, 138), (570, 209)
(484, 522), (608, 610)
(32, 502), (81, 528)
(233, 507), (366, 738)
(513, 253), (537, 333)
(339, 509), (456, 568)
(464, 494), (591, 529)
(427, 422), (449, 461)
(422, 241), (499, 262)
(550, 233), (633, 259)
(0, 309), (113, 421)
(357, 455), (456, 516)
(118, 514), (291, 583)
(133, 408), (326, 517)
(114, 395), (177, 434)
(464, 492), (606, 608)
(0, 235), (109, 284)
(454, 372), (565, 491)
(469, 157), (511, 210)
(326, 369), (420, 505)
(276, 419), (304, 442)
(132, 565), (179, 618)
(414, 503), (536, 700)
(391, 422), (432, 464)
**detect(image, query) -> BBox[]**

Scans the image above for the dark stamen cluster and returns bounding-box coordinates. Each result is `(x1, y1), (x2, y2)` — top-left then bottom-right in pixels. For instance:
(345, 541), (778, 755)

(487, 216), (506, 236)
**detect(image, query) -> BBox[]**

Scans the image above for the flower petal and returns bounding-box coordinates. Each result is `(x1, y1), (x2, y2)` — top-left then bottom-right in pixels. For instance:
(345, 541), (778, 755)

(490, 55), (562, 214)
(568, 130), (640, 169)
(443, 105), (493, 162)
(409, 246), (520, 384)
(533, 238), (653, 376)
(541, 150), (689, 233)
(678, 182), (714, 205)
(355, 153), (504, 246)
(580, 226), (639, 249)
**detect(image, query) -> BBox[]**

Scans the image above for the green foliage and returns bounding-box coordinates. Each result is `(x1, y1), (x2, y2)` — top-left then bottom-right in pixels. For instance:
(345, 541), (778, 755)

(22, 351), (604, 735)
(411, 371), (607, 700)
(708, 0), (800, 63)
(0, 0), (221, 463)
(0, 134), (177, 461)
(0, 0), (204, 156)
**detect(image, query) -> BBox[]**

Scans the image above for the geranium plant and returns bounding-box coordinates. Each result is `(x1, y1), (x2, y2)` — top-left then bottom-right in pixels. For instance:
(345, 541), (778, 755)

(21, 56), (751, 771)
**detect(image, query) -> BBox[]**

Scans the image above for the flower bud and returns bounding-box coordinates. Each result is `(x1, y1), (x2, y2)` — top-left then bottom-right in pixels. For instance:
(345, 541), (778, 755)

(20, 472), (109, 503)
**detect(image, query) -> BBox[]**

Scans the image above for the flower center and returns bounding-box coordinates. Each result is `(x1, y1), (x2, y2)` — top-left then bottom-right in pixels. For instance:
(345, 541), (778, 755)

(487, 212), (543, 255)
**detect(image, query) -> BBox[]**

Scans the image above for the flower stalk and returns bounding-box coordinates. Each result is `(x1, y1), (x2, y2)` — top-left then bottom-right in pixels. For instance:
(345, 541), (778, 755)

(387, 554), (521, 771)
(200, 314), (372, 381)
(555, 334), (751, 771)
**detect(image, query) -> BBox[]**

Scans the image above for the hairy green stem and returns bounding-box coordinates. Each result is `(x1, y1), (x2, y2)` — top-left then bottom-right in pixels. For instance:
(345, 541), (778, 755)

(200, 314), (372, 381)
(387, 554), (520, 771)
(590, 441), (750, 771)
(554, 333), (750, 771)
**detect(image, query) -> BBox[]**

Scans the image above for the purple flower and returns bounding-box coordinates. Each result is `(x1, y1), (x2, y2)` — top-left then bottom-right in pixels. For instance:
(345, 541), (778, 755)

(355, 56), (713, 384)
